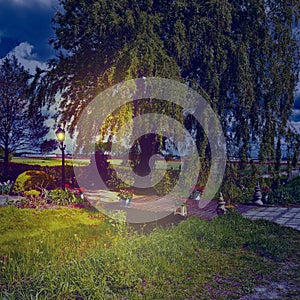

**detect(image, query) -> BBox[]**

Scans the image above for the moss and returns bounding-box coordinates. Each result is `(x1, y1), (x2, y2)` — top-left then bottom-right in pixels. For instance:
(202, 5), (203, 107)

(12, 170), (55, 194)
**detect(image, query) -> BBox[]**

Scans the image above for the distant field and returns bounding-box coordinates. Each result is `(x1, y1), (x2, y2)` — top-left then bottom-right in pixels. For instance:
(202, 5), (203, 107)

(108, 158), (181, 170)
(11, 157), (181, 170)
(11, 156), (297, 172)
(11, 157), (90, 167)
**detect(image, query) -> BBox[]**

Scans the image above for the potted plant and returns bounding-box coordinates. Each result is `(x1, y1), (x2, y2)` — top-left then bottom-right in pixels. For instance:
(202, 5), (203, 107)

(192, 185), (205, 200)
(118, 189), (134, 206)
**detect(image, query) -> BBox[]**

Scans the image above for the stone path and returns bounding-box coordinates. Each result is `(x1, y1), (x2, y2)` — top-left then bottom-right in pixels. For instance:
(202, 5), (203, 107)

(0, 195), (24, 206)
(242, 206), (300, 231)
(186, 201), (300, 231)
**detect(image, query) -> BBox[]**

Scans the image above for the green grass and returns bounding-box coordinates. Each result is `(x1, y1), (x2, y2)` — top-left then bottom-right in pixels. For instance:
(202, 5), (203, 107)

(11, 157), (90, 167)
(0, 207), (119, 277)
(1, 208), (300, 299)
(11, 157), (181, 169)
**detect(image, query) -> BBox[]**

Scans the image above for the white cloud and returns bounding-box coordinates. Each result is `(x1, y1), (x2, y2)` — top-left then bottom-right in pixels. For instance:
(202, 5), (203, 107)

(292, 109), (300, 122)
(291, 121), (300, 134)
(3, 42), (48, 74)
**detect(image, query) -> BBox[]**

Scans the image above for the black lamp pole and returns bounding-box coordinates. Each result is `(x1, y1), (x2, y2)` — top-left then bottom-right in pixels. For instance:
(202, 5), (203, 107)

(60, 142), (66, 191)
(55, 126), (66, 190)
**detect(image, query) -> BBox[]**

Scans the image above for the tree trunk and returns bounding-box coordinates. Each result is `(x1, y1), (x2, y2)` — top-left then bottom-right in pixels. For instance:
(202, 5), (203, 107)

(131, 134), (161, 176)
(3, 145), (9, 179)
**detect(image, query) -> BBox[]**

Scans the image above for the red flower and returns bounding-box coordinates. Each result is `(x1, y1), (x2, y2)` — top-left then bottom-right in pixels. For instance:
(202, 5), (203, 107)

(78, 187), (85, 192)
(65, 183), (70, 188)
(195, 185), (205, 192)
(118, 189), (134, 199)
(262, 186), (271, 193)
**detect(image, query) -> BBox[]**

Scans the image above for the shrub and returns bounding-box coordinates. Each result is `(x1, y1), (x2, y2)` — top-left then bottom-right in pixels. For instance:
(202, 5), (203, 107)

(267, 177), (300, 205)
(43, 165), (76, 187)
(24, 189), (40, 197)
(15, 195), (47, 209)
(12, 170), (55, 194)
(238, 185), (255, 204)
(47, 189), (83, 206)
(152, 169), (178, 195)
(10, 188), (87, 209)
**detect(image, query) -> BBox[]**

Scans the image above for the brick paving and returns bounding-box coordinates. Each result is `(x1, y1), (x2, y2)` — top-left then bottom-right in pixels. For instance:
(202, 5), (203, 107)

(84, 190), (300, 230)
(186, 199), (218, 219)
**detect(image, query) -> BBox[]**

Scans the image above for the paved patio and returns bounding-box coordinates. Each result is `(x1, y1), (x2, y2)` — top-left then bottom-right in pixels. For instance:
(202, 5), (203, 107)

(241, 206), (300, 231)
(83, 190), (300, 230)
(1, 191), (300, 230)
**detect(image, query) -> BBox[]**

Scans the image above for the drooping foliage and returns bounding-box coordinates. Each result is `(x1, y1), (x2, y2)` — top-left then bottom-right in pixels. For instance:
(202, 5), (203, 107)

(45, 0), (300, 166)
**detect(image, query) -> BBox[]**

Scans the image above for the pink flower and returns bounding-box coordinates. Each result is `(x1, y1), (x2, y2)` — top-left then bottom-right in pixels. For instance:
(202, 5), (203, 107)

(140, 280), (147, 286)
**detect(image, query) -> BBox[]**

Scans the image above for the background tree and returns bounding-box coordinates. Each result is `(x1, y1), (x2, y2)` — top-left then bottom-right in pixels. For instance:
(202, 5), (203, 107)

(44, 0), (300, 174)
(40, 139), (58, 155)
(0, 147), (13, 162)
(0, 55), (49, 177)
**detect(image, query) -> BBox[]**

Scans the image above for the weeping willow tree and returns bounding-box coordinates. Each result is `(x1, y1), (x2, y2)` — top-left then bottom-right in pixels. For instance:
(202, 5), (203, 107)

(42, 0), (300, 177)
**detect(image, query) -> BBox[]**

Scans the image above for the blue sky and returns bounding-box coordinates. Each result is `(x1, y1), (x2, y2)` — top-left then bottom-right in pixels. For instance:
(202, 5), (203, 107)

(0, 0), (58, 61)
(0, 0), (299, 137)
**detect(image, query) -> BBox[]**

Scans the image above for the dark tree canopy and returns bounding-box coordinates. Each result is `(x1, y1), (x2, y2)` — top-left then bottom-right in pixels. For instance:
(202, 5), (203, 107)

(40, 139), (58, 154)
(46, 0), (300, 167)
(0, 55), (49, 176)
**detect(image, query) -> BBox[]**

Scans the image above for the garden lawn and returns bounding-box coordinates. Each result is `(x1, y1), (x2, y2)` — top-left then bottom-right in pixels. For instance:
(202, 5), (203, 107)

(1, 208), (300, 299)
(11, 157), (89, 167)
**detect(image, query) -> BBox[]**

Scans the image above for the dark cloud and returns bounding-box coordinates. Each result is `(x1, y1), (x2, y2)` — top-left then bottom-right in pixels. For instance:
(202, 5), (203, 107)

(0, 1), (59, 60)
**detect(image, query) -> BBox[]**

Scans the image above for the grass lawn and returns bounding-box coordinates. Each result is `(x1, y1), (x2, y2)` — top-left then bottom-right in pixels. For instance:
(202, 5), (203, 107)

(1, 207), (299, 299)
(11, 157), (181, 170)
(11, 157), (90, 167)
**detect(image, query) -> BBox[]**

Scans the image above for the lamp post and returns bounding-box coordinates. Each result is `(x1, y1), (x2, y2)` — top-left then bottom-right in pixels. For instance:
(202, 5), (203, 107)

(55, 125), (66, 190)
